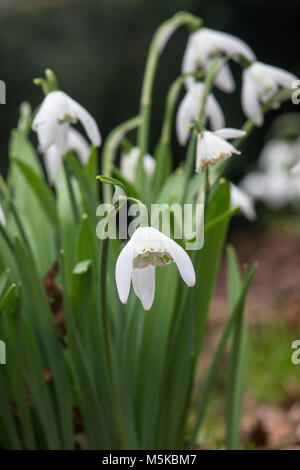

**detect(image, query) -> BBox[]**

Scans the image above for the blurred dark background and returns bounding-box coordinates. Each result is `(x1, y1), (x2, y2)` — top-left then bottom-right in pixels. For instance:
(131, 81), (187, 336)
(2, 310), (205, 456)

(0, 0), (299, 179)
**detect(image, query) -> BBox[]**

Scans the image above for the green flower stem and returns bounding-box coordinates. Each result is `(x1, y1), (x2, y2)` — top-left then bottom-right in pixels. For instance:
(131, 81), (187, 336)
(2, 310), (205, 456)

(63, 159), (80, 224)
(161, 76), (187, 145)
(18, 102), (32, 135)
(102, 116), (142, 203)
(100, 239), (126, 449)
(136, 12), (202, 199)
(137, 12), (202, 154)
(204, 167), (210, 210)
(181, 58), (221, 202)
(182, 131), (197, 188)
(198, 57), (221, 121)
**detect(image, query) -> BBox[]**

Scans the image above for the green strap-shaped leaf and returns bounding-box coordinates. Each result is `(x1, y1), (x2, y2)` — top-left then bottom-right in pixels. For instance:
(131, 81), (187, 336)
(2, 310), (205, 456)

(225, 246), (248, 450)
(190, 261), (257, 446)
(13, 235), (73, 449)
(193, 179), (231, 353)
(12, 158), (58, 229)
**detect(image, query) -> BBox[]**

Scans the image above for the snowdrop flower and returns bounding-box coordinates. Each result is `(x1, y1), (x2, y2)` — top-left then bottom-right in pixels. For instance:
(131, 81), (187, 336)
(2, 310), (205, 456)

(32, 90), (101, 153)
(182, 27), (255, 92)
(196, 128), (246, 172)
(120, 147), (156, 183)
(230, 183), (256, 221)
(0, 203), (6, 226)
(115, 226), (195, 310)
(259, 139), (300, 174)
(44, 128), (90, 184)
(176, 82), (225, 145)
(242, 62), (297, 126)
(241, 172), (295, 209)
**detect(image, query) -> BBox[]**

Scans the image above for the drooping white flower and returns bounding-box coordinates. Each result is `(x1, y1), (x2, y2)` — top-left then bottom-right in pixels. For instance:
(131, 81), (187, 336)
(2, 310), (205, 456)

(196, 128), (246, 172)
(242, 62), (297, 126)
(259, 139), (300, 174)
(176, 82), (225, 145)
(230, 183), (256, 221)
(241, 171), (295, 209)
(182, 27), (255, 92)
(0, 203), (6, 226)
(115, 226), (196, 310)
(120, 147), (156, 183)
(44, 128), (90, 183)
(32, 90), (101, 153)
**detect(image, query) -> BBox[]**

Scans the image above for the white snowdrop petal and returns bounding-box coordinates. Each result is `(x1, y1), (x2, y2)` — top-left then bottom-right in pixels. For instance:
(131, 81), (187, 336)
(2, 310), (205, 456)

(0, 203), (6, 226)
(176, 84), (202, 145)
(115, 241), (134, 304)
(182, 34), (198, 75)
(206, 93), (226, 131)
(206, 28), (256, 62)
(214, 128), (246, 140)
(259, 140), (299, 174)
(241, 172), (293, 209)
(159, 233), (196, 287)
(132, 265), (156, 311)
(55, 122), (69, 155)
(33, 107), (59, 151)
(214, 62), (235, 93)
(32, 91), (74, 150)
(261, 63), (297, 88)
(67, 96), (101, 146)
(241, 72), (263, 126)
(120, 147), (155, 182)
(144, 154), (156, 177)
(43, 145), (63, 184)
(177, 83), (224, 143)
(68, 128), (90, 165)
(230, 183), (256, 221)
(196, 131), (240, 171)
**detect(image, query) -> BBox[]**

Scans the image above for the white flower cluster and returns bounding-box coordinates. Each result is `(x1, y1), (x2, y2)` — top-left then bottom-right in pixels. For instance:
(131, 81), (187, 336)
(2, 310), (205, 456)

(24, 23), (297, 310)
(177, 27), (297, 172)
(241, 138), (300, 209)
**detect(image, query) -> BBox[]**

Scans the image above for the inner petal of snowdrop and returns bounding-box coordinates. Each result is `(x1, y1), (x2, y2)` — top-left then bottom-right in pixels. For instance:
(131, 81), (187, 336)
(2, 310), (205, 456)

(251, 67), (277, 101)
(132, 237), (173, 269)
(58, 113), (77, 125)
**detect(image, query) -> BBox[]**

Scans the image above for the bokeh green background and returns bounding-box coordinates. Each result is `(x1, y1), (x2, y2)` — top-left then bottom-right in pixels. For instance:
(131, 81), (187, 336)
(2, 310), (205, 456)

(0, 0), (299, 178)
